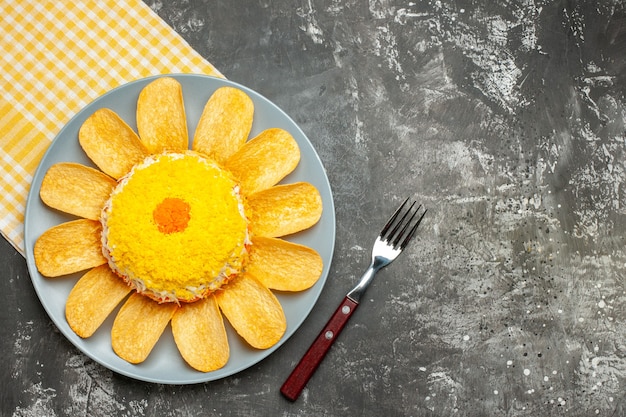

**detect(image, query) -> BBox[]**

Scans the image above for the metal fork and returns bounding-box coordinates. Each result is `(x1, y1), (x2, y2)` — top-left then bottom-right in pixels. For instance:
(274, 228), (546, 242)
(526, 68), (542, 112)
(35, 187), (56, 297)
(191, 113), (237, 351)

(281, 198), (427, 401)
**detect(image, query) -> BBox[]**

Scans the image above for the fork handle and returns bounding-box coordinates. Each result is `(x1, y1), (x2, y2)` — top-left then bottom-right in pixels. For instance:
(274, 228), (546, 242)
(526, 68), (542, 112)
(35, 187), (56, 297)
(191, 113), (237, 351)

(280, 296), (359, 401)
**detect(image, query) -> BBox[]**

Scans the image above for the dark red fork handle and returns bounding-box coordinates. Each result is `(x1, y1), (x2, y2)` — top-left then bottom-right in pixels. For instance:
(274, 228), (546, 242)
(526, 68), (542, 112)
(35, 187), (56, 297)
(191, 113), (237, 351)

(280, 296), (359, 401)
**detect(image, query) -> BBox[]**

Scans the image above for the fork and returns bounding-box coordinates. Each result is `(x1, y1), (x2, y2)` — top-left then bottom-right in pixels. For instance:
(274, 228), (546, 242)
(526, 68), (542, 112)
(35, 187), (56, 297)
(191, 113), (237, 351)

(280, 198), (427, 401)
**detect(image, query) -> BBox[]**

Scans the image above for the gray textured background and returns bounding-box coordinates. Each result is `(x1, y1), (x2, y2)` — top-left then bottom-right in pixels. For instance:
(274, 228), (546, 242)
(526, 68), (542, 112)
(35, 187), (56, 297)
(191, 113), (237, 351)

(3, 1), (626, 416)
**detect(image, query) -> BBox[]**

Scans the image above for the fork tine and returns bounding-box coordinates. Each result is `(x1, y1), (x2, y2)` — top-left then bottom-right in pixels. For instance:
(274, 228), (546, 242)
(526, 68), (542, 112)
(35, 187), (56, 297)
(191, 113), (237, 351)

(379, 198), (409, 239)
(380, 198), (427, 250)
(398, 208), (427, 249)
(391, 203), (420, 246)
(388, 201), (418, 243)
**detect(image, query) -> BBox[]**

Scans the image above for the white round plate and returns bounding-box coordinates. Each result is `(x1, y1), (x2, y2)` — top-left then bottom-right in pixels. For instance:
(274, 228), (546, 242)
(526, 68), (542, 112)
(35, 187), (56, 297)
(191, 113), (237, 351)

(23, 74), (335, 384)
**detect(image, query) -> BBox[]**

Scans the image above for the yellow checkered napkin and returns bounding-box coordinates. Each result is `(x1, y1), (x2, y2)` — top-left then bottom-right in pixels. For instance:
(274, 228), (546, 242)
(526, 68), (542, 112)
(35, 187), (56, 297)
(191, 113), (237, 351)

(0, 0), (222, 255)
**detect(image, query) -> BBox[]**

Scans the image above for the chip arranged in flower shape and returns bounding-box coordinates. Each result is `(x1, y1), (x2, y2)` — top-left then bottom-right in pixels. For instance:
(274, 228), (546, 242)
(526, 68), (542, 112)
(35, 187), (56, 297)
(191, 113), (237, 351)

(33, 76), (326, 374)
(102, 152), (249, 303)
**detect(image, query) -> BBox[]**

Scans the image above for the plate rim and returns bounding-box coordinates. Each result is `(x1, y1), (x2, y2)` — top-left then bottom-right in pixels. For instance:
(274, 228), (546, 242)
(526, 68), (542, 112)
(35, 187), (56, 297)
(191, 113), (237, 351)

(23, 73), (336, 384)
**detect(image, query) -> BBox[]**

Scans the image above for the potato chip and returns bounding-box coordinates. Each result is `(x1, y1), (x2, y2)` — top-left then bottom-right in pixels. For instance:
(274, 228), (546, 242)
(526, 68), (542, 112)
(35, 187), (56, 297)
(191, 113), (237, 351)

(111, 293), (178, 364)
(40, 163), (116, 220)
(136, 77), (188, 153)
(215, 274), (286, 349)
(193, 86), (254, 164)
(247, 237), (323, 291)
(247, 182), (322, 237)
(225, 128), (300, 195)
(66, 265), (131, 338)
(78, 108), (149, 179)
(172, 296), (229, 372)
(34, 219), (106, 277)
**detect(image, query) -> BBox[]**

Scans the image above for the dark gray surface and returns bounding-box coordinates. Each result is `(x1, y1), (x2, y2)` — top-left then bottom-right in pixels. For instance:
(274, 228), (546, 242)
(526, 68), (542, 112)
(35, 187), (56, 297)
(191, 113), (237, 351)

(3, 0), (626, 416)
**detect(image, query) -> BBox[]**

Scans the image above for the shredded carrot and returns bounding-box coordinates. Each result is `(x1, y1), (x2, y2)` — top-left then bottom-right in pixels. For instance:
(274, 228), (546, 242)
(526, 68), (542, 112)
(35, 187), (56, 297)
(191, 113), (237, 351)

(153, 197), (191, 234)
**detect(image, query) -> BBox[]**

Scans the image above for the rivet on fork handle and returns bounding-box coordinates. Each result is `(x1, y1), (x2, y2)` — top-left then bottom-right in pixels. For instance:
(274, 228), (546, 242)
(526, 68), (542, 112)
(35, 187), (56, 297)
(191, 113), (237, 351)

(280, 198), (426, 401)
